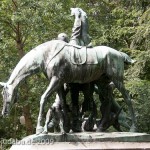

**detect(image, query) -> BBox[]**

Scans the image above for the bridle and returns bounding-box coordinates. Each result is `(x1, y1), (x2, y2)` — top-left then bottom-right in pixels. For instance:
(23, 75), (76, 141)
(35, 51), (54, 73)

(2, 86), (13, 101)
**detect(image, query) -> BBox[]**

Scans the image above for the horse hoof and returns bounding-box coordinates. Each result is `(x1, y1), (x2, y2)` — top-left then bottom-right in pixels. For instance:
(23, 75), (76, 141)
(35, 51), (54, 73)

(96, 127), (104, 132)
(129, 125), (137, 132)
(42, 130), (48, 134)
(72, 126), (82, 132)
(96, 129), (101, 132)
(36, 126), (44, 135)
(61, 131), (66, 135)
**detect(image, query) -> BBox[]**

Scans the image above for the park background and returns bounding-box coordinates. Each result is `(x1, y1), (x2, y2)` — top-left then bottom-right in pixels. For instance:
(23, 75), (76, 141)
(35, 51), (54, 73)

(0, 0), (150, 149)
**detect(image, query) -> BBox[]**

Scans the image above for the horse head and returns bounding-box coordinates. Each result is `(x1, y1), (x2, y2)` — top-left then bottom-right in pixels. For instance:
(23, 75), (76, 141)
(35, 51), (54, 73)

(0, 82), (17, 116)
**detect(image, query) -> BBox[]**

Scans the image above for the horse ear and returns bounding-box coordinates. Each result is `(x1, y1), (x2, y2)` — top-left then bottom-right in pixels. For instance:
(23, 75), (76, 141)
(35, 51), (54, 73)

(70, 8), (75, 16)
(0, 82), (6, 87)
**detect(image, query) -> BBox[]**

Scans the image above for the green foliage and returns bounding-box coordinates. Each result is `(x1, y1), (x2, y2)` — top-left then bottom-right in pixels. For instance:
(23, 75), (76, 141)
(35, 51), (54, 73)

(126, 50), (150, 80)
(131, 7), (150, 50)
(126, 80), (150, 133)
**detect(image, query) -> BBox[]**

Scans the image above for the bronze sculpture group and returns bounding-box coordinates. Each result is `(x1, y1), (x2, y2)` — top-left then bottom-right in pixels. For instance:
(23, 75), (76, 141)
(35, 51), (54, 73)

(0, 8), (136, 135)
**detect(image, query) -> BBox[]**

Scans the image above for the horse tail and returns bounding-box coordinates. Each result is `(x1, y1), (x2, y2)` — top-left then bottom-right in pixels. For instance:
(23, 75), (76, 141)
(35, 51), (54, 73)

(120, 52), (136, 65)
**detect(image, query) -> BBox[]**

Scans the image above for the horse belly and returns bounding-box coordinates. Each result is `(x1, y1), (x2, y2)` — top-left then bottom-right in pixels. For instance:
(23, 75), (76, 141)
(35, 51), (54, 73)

(68, 64), (103, 83)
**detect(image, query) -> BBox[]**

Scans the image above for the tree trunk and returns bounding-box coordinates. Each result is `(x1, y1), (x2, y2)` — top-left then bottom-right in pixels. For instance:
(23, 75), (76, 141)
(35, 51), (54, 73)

(23, 104), (33, 135)
(13, 0), (33, 134)
(16, 34), (34, 135)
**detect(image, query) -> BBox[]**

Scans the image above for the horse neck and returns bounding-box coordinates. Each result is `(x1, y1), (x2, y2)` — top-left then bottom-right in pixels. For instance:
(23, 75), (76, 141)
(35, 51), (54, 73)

(7, 50), (43, 89)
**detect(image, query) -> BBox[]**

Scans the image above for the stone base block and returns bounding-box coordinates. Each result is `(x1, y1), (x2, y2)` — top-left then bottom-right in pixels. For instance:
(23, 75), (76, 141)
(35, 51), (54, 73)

(10, 132), (150, 150)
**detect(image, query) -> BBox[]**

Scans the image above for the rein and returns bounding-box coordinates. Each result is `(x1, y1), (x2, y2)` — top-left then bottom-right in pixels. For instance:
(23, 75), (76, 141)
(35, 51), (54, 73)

(45, 44), (66, 71)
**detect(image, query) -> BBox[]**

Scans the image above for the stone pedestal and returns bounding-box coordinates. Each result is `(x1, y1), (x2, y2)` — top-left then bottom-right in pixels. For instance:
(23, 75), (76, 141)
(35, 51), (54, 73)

(10, 132), (150, 150)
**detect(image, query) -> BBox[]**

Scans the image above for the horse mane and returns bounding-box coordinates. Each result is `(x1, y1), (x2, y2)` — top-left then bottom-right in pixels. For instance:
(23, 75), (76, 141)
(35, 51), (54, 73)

(78, 8), (87, 18)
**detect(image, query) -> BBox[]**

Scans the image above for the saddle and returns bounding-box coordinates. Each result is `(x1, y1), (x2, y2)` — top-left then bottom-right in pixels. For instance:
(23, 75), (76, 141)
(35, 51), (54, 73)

(68, 44), (98, 65)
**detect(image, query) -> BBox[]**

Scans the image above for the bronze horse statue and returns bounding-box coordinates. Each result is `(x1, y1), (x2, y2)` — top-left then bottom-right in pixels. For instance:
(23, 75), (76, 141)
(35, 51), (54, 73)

(0, 40), (136, 134)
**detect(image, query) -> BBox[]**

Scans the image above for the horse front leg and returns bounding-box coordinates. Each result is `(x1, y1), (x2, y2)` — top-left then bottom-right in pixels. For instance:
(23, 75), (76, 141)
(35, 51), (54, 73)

(57, 86), (71, 133)
(70, 84), (81, 132)
(36, 76), (60, 134)
(82, 83), (96, 131)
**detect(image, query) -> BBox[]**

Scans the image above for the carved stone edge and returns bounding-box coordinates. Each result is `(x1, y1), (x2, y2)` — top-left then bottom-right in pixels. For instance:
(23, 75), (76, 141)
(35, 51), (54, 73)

(17, 132), (150, 143)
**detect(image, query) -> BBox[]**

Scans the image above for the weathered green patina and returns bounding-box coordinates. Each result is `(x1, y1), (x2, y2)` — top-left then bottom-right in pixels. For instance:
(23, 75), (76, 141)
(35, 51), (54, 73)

(0, 39), (136, 134)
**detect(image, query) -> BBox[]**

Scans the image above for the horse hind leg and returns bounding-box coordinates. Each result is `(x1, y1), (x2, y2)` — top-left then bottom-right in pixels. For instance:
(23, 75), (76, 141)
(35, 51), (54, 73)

(57, 87), (71, 133)
(112, 79), (136, 132)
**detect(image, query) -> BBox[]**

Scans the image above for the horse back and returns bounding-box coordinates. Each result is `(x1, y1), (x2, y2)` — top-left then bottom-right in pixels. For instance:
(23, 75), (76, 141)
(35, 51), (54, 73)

(67, 45), (103, 65)
(95, 46), (124, 78)
(94, 46), (123, 63)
